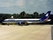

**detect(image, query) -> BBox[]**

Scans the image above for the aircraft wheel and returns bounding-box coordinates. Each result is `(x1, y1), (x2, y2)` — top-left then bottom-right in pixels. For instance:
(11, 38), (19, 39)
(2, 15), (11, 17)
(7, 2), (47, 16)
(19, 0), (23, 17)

(21, 21), (29, 25)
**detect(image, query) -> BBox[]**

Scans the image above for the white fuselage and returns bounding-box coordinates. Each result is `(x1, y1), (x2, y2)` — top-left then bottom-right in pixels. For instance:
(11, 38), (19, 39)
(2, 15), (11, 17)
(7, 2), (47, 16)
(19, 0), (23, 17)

(2, 19), (51, 23)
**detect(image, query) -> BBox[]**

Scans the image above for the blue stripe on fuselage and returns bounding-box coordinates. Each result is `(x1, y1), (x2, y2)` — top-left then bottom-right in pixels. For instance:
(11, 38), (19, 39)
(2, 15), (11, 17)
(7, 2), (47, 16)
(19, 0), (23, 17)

(3, 20), (40, 23)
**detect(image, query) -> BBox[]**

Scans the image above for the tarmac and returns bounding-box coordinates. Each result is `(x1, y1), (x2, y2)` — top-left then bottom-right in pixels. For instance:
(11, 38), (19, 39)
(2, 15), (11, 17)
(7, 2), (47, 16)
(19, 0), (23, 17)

(0, 25), (52, 40)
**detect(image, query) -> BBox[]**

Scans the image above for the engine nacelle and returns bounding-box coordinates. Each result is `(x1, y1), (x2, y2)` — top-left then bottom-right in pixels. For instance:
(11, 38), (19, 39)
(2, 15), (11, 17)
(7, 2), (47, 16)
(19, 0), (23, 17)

(18, 22), (21, 25)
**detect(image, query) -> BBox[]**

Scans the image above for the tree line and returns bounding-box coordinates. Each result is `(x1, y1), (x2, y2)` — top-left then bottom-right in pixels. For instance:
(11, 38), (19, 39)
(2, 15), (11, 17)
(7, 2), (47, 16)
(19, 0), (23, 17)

(8, 11), (45, 18)
(0, 11), (53, 23)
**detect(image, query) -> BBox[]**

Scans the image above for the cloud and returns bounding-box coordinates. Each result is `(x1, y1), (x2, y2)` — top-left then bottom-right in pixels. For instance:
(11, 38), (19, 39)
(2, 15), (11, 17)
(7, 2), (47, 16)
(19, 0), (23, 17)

(29, 0), (35, 5)
(15, 0), (25, 6)
(24, 0), (50, 13)
(34, 0), (47, 8)
(0, 0), (52, 14)
(0, 2), (11, 7)
(0, 0), (25, 7)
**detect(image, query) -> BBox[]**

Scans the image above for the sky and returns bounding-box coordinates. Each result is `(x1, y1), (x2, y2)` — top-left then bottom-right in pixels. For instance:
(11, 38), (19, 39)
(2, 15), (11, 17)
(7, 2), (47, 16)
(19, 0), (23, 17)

(0, 0), (53, 14)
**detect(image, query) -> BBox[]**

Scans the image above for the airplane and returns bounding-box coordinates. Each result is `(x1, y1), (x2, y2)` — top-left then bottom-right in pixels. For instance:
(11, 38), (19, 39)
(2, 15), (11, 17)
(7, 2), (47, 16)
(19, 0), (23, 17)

(2, 11), (51, 25)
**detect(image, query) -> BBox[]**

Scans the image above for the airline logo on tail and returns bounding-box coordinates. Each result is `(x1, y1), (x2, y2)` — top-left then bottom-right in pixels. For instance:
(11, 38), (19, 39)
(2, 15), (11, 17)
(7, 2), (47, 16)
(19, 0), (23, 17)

(40, 11), (51, 21)
(46, 14), (48, 17)
(45, 13), (49, 21)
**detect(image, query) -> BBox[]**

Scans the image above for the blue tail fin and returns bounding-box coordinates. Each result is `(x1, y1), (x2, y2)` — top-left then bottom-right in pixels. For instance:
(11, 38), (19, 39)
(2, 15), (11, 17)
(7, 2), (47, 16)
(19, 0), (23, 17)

(40, 11), (51, 21)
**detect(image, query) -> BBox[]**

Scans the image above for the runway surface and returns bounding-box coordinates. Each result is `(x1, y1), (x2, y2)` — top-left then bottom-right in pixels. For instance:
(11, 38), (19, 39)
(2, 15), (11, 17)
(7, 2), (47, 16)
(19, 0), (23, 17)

(0, 25), (52, 40)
